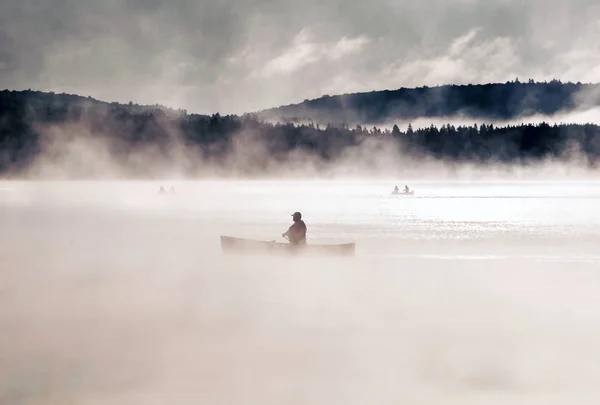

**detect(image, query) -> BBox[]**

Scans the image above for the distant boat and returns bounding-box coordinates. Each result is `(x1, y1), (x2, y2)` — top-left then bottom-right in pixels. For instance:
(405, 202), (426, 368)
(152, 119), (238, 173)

(220, 236), (355, 257)
(392, 190), (414, 196)
(158, 185), (176, 196)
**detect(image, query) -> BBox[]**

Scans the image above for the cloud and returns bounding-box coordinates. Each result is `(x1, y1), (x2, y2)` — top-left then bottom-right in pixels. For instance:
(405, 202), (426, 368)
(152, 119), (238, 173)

(254, 29), (369, 77)
(376, 28), (519, 87)
(2, 0), (600, 114)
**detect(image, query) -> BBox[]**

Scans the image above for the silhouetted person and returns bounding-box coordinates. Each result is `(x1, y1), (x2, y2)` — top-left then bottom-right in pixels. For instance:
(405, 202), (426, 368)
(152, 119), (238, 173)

(394, 185), (399, 192)
(404, 185), (409, 193)
(282, 211), (307, 246)
(158, 186), (166, 195)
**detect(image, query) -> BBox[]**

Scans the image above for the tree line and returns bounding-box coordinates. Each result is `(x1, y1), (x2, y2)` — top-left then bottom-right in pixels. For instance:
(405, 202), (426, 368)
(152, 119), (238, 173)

(256, 79), (600, 125)
(1, 89), (600, 175)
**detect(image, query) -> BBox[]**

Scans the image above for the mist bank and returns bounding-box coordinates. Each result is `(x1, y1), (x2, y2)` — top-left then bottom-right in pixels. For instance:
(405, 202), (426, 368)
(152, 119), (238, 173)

(2, 89), (600, 179)
(256, 80), (600, 126)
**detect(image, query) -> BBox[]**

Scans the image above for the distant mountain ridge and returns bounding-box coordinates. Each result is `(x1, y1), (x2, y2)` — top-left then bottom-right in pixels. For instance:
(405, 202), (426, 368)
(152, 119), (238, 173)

(255, 80), (600, 125)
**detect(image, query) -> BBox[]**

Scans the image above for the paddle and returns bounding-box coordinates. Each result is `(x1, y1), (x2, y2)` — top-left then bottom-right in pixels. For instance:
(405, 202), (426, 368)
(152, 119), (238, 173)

(267, 235), (288, 244)
(269, 235), (289, 243)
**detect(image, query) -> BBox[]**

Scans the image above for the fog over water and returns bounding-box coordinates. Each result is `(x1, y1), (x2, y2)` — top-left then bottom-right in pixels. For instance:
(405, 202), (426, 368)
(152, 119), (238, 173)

(4, 0), (600, 401)
(2, 180), (600, 404)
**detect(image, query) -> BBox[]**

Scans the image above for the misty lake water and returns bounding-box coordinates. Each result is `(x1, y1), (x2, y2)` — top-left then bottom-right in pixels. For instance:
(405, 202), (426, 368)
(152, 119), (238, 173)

(3, 180), (600, 258)
(2, 180), (600, 404)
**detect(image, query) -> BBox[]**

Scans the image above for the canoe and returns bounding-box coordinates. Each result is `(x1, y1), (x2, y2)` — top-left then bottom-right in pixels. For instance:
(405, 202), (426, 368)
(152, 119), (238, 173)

(220, 235), (355, 257)
(392, 190), (414, 195)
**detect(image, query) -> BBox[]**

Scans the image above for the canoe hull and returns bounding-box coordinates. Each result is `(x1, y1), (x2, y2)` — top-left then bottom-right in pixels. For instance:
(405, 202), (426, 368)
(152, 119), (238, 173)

(392, 190), (414, 196)
(220, 236), (355, 257)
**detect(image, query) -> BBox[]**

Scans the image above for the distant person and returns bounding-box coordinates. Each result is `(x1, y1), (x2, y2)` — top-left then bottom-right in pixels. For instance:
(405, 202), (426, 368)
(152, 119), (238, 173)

(158, 186), (166, 195)
(168, 185), (175, 194)
(282, 211), (307, 246)
(404, 185), (409, 193)
(394, 185), (399, 193)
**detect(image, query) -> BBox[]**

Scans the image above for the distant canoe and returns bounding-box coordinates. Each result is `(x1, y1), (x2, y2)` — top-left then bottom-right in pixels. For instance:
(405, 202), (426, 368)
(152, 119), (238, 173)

(220, 235), (355, 257)
(392, 190), (414, 196)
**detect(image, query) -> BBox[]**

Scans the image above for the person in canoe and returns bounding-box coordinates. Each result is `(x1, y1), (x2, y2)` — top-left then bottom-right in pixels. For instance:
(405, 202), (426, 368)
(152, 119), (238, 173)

(394, 185), (400, 193)
(404, 184), (409, 193)
(282, 211), (307, 246)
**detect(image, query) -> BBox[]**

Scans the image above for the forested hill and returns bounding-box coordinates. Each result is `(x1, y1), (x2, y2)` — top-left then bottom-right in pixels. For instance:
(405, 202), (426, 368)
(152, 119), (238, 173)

(2, 88), (600, 177)
(255, 80), (600, 125)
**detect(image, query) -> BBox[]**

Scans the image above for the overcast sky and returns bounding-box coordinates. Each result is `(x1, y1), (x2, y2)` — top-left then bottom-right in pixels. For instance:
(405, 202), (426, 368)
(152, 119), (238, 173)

(1, 0), (600, 114)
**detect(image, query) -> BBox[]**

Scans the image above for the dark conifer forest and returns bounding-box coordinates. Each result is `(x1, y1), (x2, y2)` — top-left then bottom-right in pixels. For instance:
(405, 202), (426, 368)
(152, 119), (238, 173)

(256, 79), (600, 124)
(1, 81), (600, 176)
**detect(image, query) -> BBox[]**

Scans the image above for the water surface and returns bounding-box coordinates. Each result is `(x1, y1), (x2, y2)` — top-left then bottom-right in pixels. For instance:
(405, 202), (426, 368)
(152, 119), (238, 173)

(1, 180), (600, 404)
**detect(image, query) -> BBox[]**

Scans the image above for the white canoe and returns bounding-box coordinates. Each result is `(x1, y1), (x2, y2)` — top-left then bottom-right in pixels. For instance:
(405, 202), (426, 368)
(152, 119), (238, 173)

(220, 235), (355, 257)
